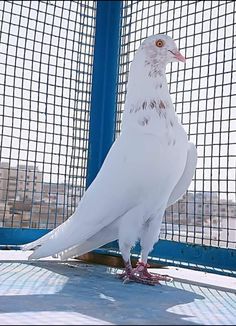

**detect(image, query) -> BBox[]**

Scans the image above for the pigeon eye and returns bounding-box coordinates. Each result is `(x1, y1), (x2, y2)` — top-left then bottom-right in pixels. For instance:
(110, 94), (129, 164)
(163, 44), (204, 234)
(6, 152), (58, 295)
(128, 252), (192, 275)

(155, 39), (164, 48)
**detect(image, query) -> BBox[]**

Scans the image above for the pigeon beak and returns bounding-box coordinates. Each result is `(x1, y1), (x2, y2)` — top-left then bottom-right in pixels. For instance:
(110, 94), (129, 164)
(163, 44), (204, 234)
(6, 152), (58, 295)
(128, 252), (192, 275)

(174, 50), (186, 63)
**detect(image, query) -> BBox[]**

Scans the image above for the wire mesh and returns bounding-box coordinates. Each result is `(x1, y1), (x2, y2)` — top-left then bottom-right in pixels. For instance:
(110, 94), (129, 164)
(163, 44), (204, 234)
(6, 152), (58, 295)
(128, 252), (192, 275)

(117, 0), (236, 249)
(0, 0), (96, 229)
(0, 0), (235, 251)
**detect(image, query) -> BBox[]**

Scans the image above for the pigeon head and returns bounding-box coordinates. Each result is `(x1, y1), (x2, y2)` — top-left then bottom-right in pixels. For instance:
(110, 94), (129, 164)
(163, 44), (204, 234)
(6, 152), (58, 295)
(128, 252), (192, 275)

(125, 34), (186, 107)
(141, 34), (186, 65)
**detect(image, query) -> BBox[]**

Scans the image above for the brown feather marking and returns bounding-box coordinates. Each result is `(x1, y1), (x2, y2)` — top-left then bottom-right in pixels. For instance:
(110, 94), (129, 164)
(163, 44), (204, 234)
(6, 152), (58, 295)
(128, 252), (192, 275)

(142, 101), (147, 110)
(150, 100), (157, 110)
(138, 116), (149, 126)
(159, 100), (165, 109)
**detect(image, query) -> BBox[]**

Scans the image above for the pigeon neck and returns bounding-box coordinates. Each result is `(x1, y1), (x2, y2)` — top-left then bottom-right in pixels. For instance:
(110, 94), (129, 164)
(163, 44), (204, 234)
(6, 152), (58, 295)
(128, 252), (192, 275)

(125, 57), (169, 101)
(123, 66), (172, 113)
(121, 62), (176, 132)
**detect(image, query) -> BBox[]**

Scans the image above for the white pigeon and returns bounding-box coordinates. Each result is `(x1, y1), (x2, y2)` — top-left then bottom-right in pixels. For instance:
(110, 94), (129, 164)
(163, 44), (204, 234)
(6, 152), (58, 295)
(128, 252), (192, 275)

(22, 34), (197, 285)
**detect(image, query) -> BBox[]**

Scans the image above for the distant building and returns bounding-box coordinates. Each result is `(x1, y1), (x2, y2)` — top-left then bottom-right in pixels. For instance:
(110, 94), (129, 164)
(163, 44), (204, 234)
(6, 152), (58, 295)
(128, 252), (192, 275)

(1, 162), (235, 230)
(165, 191), (236, 226)
(2, 200), (72, 229)
(42, 182), (81, 207)
(0, 202), (11, 227)
(0, 162), (42, 202)
(0, 162), (79, 228)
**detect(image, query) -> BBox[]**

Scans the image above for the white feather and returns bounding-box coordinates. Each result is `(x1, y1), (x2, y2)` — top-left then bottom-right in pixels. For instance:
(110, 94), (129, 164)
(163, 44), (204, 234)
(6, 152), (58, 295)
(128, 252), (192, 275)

(167, 142), (197, 207)
(22, 34), (197, 264)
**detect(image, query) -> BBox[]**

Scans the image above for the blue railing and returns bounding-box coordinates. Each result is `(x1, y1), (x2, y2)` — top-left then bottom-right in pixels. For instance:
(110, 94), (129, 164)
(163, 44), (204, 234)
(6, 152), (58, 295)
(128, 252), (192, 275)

(86, 1), (122, 187)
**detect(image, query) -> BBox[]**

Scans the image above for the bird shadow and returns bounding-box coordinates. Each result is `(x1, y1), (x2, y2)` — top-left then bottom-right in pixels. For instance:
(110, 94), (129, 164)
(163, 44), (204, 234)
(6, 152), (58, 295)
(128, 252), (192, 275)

(0, 259), (205, 325)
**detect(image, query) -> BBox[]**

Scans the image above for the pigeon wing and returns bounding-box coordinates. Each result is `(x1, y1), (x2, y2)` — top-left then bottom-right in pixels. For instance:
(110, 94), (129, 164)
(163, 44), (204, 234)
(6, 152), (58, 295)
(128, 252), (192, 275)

(58, 219), (119, 260)
(23, 137), (136, 259)
(58, 143), (197, 261)
(167, 142), (197, 207)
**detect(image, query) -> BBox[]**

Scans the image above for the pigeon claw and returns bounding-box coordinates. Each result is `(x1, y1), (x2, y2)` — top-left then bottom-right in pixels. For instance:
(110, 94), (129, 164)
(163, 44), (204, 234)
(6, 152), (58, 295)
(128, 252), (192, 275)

(118, 262), (173, 286)
(117, 261), (132, 281)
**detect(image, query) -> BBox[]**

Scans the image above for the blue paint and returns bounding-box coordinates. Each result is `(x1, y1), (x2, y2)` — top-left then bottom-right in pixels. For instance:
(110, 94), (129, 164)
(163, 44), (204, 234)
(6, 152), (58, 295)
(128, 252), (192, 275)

(0, 227), (235, 276)
(98, 240), (236, 276)
(86, 1), (122, 188)
(0, 227), (51, 246)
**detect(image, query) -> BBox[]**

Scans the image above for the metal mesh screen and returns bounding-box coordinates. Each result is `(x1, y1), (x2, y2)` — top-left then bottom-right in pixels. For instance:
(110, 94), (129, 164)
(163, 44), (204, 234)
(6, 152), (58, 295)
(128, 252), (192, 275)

(117, 1), (236, 249)
(0, 0), (96, 229)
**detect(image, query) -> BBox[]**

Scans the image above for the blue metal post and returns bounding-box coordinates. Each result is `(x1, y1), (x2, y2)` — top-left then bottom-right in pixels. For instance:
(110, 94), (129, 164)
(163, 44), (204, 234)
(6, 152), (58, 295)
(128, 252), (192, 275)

(86, 1), (122, 188)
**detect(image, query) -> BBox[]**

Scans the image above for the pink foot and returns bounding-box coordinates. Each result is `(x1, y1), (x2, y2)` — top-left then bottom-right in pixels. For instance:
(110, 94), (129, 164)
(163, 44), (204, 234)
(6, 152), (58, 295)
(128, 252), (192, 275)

(117, 261), (133, 281)
(124, 262), (173, 286)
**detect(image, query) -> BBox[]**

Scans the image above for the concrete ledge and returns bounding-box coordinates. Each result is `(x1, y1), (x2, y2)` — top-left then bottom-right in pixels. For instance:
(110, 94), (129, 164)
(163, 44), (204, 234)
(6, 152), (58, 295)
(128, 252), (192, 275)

(0, 250), (236, 325)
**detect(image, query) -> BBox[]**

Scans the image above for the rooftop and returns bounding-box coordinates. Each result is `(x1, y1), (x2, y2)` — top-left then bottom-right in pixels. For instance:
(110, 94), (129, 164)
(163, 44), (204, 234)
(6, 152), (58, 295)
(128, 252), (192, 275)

(0, 250), (235, 325)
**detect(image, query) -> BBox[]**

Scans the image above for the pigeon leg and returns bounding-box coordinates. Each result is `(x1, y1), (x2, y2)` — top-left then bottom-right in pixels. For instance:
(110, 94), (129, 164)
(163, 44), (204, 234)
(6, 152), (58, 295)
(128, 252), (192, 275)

(117, 206), (144, 283)
(118, 241), (135, 283)
(127, 213), (172, 285)
(117, 241), (135, 283)
(129, 261), (172, 285)
(117, 260), (133, 281)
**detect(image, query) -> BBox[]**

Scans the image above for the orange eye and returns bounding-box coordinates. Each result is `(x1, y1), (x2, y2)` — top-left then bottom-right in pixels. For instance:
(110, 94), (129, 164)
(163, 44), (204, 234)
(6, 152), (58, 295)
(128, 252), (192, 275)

(155, 39), (164, 47)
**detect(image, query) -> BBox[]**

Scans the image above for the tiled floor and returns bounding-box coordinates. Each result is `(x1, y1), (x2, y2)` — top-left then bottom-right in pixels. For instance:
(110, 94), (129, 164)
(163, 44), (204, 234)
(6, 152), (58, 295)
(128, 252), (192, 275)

(0, 251), (235, 325)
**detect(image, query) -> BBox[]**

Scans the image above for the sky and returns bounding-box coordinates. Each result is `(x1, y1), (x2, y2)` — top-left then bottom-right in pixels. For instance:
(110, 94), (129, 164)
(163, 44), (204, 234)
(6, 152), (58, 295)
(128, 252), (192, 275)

(0, 0), (235, 201)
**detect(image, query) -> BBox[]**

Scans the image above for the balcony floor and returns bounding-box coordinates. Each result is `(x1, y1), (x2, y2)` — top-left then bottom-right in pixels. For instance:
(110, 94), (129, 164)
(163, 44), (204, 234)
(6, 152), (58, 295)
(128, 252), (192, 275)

(0, 250), (235, 325)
